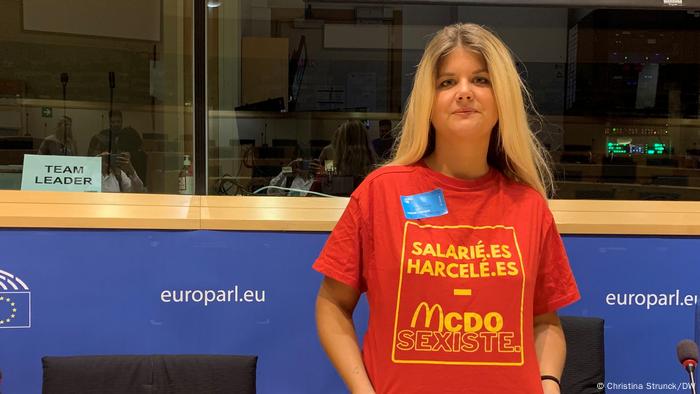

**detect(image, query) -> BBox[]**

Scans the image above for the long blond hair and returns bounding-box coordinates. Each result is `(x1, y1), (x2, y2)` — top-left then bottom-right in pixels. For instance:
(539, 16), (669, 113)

(389, 23), (553, 198)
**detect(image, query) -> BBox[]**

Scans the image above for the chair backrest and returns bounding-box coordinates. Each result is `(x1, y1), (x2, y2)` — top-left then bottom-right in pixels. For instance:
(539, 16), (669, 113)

(560, 316), (605, 394)
(42, 354), (257, 394)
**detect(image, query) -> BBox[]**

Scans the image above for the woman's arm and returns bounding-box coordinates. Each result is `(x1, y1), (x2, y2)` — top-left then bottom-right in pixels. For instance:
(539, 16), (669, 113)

(127, 172), (145, 193)
(534, 311), (566, 394)
(266, 171), (288, 195)
(316, 276), (375, 394)
(114, 153), (144, 193)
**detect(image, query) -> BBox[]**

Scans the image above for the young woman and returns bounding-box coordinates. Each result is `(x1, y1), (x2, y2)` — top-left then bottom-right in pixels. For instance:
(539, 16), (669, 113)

(87, 136), (144, 193)
(319, 120), (377, 177)
(313, 23), (579, 394)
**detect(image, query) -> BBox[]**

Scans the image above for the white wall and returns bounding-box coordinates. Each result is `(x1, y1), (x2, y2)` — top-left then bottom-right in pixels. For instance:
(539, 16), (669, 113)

(23, 0), (161, 41)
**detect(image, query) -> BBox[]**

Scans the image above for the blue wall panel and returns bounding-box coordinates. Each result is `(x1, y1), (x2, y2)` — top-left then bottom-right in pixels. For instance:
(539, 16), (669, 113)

(0, 230), (698, 393)
(561, 236), (699, 392)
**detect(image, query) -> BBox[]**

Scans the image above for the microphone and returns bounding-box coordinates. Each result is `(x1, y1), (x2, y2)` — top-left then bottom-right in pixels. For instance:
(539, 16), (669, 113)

(107, 72), (116, 173)
(60, 72), (69, 155)
(677, 339), (698, 394)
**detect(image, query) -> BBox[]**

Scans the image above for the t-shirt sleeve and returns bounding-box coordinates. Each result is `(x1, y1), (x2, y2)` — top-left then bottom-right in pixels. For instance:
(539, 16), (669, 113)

(533, 214), (580, 315)
(312, 195), (367, 292)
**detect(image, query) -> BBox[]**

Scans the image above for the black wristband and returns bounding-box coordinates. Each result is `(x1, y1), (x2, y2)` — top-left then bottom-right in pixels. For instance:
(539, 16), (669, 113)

(541, 375), (561, 387)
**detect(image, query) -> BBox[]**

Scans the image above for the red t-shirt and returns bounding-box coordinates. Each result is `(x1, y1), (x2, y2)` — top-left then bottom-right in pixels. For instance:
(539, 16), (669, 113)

(313, 162), (580, 394)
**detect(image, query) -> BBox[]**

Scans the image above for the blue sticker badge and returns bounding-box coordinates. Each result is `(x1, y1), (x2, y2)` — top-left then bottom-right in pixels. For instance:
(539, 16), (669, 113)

(400, 189), (448, 219)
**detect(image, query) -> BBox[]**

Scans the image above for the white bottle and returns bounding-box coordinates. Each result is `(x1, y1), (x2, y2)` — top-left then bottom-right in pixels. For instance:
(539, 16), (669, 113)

(178, 155), (194, 194)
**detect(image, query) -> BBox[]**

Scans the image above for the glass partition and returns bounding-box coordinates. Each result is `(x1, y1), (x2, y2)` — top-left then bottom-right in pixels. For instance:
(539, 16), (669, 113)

(207, 1), (699, 200)
(0, 0), (193, 194)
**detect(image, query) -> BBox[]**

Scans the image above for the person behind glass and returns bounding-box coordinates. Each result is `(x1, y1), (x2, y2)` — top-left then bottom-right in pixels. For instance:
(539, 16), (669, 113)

(371, 119), (395, 162)
(37, 116), (78, 156)
(267, 145), (321, 196)
(89, 110), (147, 186)
(87, 135), (144, 193)
(313, 24), (579, 394)
(319, 120), (376, 176)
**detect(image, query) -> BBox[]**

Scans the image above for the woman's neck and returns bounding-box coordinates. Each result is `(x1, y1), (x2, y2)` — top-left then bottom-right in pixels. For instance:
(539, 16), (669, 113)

(424, 140), (490, 180)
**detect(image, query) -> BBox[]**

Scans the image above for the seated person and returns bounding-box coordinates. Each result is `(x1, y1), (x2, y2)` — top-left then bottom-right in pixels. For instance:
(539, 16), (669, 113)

(88, 110), (147, 186)
(38, 116), (78, 156)
(87, 136), (144, 193)
(320, 120), (376, 175)
(267, 157), (321, 196)
(317, 120), (377, 196)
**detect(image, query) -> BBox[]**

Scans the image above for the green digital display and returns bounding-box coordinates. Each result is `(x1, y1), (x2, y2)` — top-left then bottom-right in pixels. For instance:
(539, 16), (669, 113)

(607, 142), (629, 154)
(606, 142), (667, 155)
(651, 143), (666, 155)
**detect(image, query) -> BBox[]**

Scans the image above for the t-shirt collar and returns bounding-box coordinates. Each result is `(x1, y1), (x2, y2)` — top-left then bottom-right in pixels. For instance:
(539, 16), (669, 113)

(417, 159), (499, 191)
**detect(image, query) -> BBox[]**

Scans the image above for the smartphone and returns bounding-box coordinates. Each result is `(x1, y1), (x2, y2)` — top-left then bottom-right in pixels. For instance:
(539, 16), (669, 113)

(108, 153), (120, 168)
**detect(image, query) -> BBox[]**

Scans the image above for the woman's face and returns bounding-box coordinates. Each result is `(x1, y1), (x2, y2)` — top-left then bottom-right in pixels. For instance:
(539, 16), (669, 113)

(430, 46), (498, 147)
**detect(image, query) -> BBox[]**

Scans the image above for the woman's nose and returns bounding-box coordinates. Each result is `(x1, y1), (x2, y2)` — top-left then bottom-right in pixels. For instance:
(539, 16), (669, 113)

(456, 81), (473, 101)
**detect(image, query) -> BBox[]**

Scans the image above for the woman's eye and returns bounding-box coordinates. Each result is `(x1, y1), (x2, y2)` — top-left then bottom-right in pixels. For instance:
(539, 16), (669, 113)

(438, 79), (454, 88)
(474, 76), (490, 85)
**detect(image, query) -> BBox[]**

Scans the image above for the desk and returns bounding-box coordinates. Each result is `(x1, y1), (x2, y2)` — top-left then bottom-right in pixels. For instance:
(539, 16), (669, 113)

(0, 191), (698, 235)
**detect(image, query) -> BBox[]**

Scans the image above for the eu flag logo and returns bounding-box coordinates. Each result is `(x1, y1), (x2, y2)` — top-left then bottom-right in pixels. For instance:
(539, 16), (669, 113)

(0, 269), (31, 329)
(0, 292), (31, 328)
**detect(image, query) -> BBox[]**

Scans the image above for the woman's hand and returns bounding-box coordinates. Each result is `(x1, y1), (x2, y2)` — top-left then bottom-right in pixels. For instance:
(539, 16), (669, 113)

(534, 312), (565, 394)
(114, 152), (137, 177)
(309, 159), (322, 175)
(287, 158), (322, 176)
(316, 277), (375, 394)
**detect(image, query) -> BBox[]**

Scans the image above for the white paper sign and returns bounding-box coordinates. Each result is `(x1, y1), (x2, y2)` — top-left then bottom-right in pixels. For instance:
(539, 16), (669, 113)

(21, 154), (102, 192)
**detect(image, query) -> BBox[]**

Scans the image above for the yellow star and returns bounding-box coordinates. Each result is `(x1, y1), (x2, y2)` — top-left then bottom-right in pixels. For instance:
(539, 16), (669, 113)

(13, 308), (16, 312)
(11, 314), (15, 318)
(0, 296), (4, 300)
(11, 302), (15, 306)
(0, 321), (4, 325)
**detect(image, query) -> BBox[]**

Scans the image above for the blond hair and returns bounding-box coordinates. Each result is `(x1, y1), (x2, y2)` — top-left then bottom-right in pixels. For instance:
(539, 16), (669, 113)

(389, 23), (553, 198)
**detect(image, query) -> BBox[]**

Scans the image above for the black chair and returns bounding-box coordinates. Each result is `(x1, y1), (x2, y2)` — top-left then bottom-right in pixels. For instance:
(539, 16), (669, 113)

(560, 316), (605, 394)
(42, 354), (257, 394)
